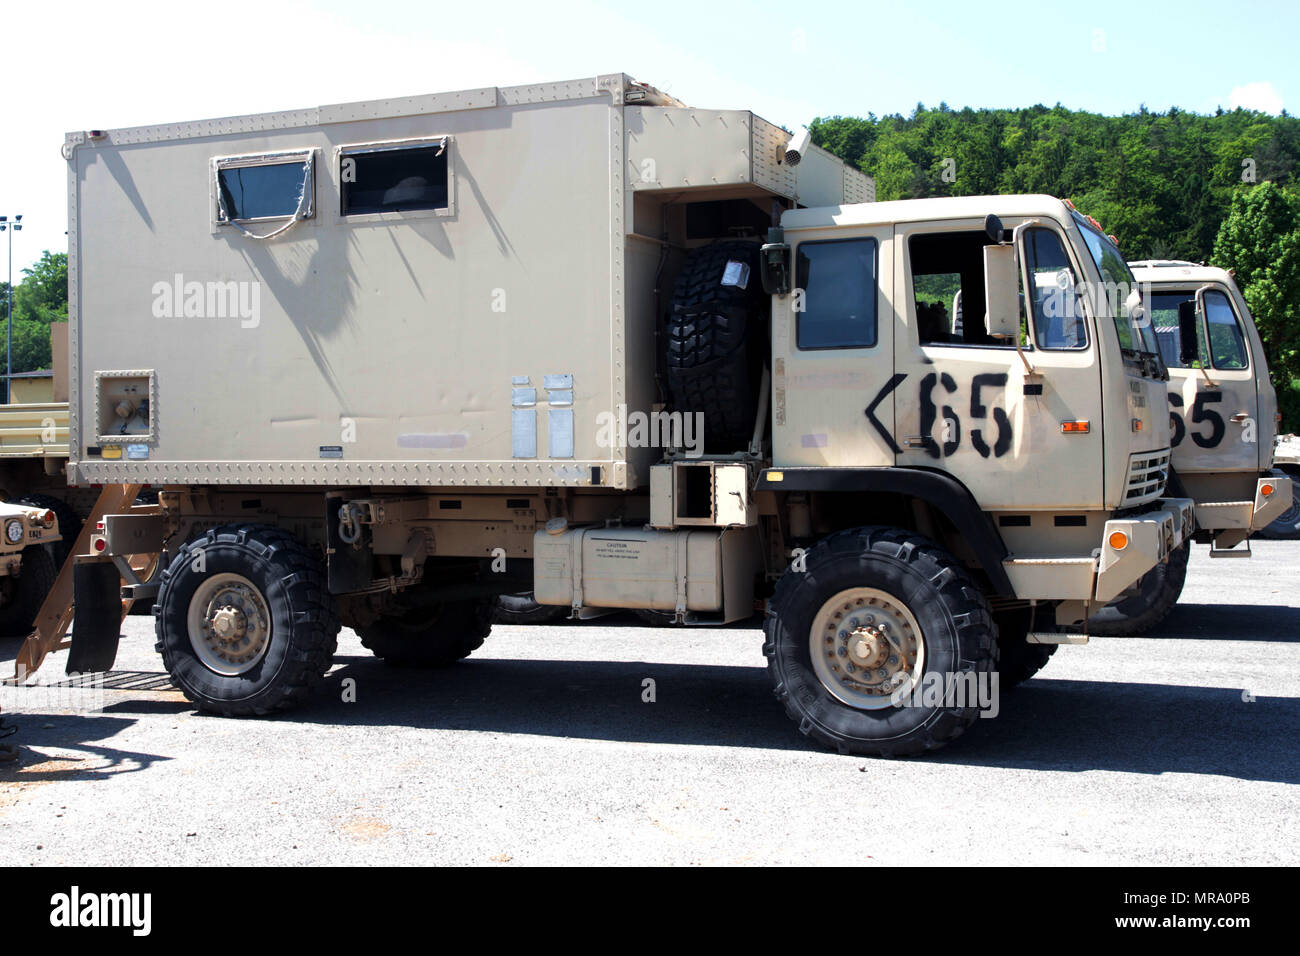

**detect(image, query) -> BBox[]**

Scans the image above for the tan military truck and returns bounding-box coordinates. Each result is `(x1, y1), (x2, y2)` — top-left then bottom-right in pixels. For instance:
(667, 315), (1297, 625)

(53, 74), (1202, 756)
(0, 500), (62, 637)
(1084, 260), (1293, 634)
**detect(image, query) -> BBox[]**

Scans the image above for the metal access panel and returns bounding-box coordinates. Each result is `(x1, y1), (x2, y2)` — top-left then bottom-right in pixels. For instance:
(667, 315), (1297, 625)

(67, 75), (649, 490)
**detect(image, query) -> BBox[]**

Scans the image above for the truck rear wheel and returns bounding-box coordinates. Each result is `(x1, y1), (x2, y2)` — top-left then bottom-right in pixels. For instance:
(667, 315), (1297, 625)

(0, 544), (57, 638)
(763, 527), (997, 757)
(358, 598), (493, 667)
(493, 591), (566, 625)
(1086, 542), (1190, 636)
(155, 524), (338, 716)
(666, 240), (766, 452)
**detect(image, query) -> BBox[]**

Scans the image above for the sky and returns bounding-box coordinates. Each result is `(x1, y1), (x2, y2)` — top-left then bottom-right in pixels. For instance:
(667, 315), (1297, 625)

(0, 0), (1293, 278)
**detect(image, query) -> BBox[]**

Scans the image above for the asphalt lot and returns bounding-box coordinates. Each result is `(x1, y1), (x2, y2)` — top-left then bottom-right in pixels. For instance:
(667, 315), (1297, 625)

(1, 541), (1297, 866)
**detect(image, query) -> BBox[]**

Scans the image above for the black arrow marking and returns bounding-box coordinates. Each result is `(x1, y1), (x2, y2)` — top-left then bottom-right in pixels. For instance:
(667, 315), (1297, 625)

(865, 372), (907, 455)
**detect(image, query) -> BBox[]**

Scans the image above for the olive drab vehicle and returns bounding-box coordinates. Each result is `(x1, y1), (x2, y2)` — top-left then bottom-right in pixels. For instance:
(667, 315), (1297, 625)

(1082, 260), (1293, 635)
(47, 74), (1202, 756)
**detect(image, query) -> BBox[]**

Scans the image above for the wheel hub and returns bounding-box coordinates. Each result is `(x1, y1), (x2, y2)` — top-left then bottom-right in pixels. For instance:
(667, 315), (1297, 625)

(211, 605), (248, 642)
(809, 588), (925, 710)
(187, 574), (272, 676)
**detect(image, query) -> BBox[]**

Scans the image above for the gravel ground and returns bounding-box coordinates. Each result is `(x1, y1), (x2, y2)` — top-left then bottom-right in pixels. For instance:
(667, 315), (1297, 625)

(1, 541), (1296, 866)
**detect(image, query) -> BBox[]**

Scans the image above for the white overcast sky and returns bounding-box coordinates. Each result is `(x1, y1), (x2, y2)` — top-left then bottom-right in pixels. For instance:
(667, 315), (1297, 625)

(0, 0), (1290, 277)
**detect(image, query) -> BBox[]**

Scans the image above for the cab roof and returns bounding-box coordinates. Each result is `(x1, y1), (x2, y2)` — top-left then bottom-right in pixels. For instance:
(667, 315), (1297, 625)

(1129, 260), (1235, 286)
(781, 194), (1074, 230)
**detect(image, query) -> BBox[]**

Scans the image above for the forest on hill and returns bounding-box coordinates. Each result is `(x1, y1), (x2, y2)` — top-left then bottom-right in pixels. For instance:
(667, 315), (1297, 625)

(812, 105), (1300, 427)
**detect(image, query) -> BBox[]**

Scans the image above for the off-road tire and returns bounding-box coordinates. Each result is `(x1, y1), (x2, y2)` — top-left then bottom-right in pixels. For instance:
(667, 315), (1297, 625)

(155, 524), (339, 716)
(0, 544), (57, 638)
(994, 605), (1057, 688)
(1087, 542), (1190, 636)
(493, 591), (566, 625)
(666, 240), (767, 452)
(359, 598), (493, 667)
(763, 527), (998, 757)
(15, 493), (82, 567)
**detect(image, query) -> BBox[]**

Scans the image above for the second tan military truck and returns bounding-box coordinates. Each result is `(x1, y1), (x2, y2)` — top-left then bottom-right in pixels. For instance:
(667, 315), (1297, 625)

(50, 74), (1215, 756)
(1083, 260), (1292, 634)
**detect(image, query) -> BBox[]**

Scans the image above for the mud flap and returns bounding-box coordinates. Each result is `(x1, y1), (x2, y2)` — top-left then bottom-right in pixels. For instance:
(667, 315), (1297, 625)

(66, 562), (122, 674)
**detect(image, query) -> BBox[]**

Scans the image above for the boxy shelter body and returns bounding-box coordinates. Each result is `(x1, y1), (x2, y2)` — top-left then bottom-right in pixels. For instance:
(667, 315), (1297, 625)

(66, 74), (872, 491)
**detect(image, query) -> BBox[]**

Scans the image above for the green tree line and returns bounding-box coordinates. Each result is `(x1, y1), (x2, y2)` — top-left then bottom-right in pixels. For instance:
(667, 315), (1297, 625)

(1, 250), (67, 376)
(811, 105), (1300, 429)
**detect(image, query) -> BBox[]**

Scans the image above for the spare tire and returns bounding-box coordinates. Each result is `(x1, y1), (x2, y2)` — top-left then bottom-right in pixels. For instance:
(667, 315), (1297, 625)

(666, 240), (767, 453)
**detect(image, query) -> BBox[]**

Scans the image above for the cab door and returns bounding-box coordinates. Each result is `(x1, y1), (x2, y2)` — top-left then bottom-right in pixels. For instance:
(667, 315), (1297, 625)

(1166, 283), (1260, 473)
(772, 226), (896, 468)
(892, 219), (1105, 510)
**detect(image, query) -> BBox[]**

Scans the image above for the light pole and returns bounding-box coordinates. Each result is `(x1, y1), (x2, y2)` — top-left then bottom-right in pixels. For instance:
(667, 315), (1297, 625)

(0, 215), (20, 404)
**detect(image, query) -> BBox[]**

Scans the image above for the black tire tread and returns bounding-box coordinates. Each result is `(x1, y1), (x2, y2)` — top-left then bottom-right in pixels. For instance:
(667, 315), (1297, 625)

(1086, 542), (1190, 636)
(763, 526), (997, 757)
(493, 591), (566, 625)
(359, 598), (493, 667)
(0, 544), (57, 638)
(666, 240), (766, 451)
(155, 524), (339, 716)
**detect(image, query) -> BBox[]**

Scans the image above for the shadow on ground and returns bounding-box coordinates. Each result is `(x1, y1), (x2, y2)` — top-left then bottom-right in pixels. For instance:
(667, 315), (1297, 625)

(265, 653), (1300, 784)
(1157, 603), (1300, 641)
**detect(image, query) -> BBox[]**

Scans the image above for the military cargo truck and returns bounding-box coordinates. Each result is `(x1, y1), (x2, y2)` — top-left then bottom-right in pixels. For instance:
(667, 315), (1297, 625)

(1083, 260), (1292, 634)
(59, 74), (1203, 756)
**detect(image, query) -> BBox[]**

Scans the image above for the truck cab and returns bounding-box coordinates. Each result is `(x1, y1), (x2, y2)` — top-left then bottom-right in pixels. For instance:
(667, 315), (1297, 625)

(761, 196), (1191, 622)
(1130, 260), (1292, 552)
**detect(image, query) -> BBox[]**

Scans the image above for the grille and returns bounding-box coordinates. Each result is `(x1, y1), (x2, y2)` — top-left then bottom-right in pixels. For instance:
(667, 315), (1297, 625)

(1125, 449), (1171, 506)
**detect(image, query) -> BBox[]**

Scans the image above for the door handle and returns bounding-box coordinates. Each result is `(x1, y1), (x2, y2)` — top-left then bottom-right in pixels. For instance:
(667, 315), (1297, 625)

(1230, 413), (1250, 424)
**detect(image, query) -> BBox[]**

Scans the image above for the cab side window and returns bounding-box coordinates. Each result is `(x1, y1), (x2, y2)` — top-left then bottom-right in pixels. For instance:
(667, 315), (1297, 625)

(1204, 290), (1248, 370)
(908, 230), (1035, 347)
(795, 238), (878, 349)
(1022, 228), (1087, 350)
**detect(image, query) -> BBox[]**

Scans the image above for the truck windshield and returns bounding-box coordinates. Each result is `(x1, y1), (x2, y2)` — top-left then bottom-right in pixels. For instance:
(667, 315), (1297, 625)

(1072, 213), (1159, 359)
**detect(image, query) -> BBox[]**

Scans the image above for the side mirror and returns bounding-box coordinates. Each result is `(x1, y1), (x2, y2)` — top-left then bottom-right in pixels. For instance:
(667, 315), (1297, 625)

(982, 244), (1020, 339)
(760, 227), (792, 295)
(1126, 287), (1146, 330)
(984, 214), (1005, 244)
(1177, 299), (1199, 367)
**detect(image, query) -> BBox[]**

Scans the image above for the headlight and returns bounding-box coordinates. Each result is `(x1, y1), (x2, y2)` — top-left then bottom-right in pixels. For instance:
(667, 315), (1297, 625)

(5, 519), (24, 544)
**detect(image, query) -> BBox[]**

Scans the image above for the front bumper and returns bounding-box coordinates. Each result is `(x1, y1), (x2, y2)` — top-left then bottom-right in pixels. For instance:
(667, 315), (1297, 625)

(0, 502), (62, 575)
(1192, 475), (1293, 538)
(1094, 497), (1195, 603)
(1002, 497), (1195, 603)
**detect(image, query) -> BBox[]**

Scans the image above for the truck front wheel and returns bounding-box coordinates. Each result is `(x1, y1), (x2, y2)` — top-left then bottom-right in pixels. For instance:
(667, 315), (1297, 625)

(155, 525), (339, 716)
(764, 527), (998, 757)
(1086, 542), (1190, 636)
(0, 544), (57, 638)
(358, 598), (493, 667)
